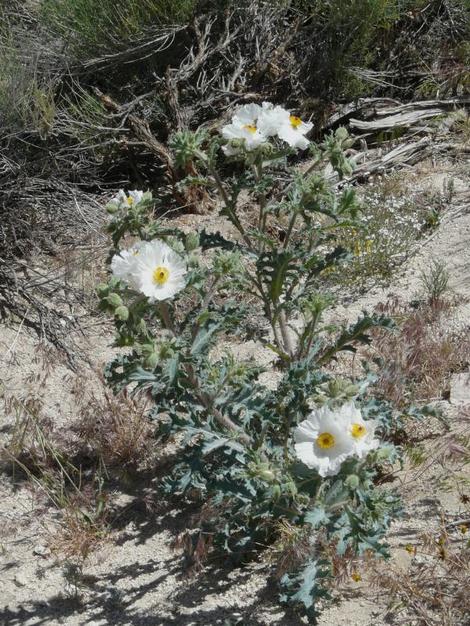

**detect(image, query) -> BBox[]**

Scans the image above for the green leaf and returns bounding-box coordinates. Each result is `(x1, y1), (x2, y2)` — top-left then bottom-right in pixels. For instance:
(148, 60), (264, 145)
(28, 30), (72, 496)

(190, 318), (222, 356)
(305, 507), (329, 528)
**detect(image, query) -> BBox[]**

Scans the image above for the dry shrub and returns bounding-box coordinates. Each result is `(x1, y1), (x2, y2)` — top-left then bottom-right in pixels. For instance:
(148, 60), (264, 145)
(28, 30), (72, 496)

(1, 393), (113, 561)
(373, 523), (470, 626)
(368, 296), (470, 407)
(73, 374), (153, 470)
(51, 475), (113, 560)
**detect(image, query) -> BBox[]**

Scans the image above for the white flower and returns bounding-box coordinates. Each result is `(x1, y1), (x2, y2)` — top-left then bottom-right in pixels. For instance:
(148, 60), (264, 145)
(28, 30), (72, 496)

(232, 103), (263, 126)
(127, 190), (144, 205)
(133, 240), (187, 301)
(111, 240), (149, 289)
(111, 189), (144, 208)
(221, 103), (267, 153)
(339, 402), (380, 459)
(294, 405), (355, 477)
(258, 105), (313, 150)
(257, 103), (288, 136)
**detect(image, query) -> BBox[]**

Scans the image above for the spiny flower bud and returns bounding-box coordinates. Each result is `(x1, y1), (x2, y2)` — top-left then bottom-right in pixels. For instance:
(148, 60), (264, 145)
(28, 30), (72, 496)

(115, 305), (129, 321)
(107, 293), (123, 308)
(345, 474), (360, 489)
(185, 232), (200, 252)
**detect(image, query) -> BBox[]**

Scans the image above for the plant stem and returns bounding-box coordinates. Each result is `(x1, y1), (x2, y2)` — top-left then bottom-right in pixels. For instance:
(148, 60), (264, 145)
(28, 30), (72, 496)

(282, 211), (297, 250)
(253, 162), (267, 231)
(158, 303), (251, 446)
(198, 152), (253, 250)
(278, 310), (295, 357)
(185, 363), (251, 445)
(158, 301), (176, 333)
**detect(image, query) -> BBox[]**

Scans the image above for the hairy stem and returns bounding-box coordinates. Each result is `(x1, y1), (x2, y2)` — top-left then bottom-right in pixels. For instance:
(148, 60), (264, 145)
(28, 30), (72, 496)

(158, 302), (251, 445)
(278, 309), (295, 357)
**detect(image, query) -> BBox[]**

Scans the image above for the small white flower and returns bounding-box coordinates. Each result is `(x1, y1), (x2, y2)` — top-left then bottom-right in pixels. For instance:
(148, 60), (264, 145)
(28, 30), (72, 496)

(111, 241), (149, 289)
(111, 189), (144, 208)
(294, 405), (355, 477)
(339, 402), (380, 459)
(258, 105), (313, 150)
(127, 190), (144, 205)
(221, 103), (267, 153)
(278, 116), (313, 150)
(113, 189), (128, 206)
(222, 122), (266, 153)
(133, 240), (187, 301)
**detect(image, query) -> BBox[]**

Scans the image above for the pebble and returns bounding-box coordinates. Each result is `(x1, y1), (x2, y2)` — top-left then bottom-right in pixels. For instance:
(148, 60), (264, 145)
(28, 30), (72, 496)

(14, 572), (30, 587)
(33, 544), (51, 557)
(450, 372), (470, 406)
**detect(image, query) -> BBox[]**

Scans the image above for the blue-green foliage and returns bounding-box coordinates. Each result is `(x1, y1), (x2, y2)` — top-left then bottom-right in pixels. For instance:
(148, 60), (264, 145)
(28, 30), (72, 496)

(99, 128), (406, 619)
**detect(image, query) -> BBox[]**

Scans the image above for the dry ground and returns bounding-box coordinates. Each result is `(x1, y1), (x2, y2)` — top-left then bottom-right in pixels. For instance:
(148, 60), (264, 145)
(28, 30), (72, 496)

(0, 158), (469, 626)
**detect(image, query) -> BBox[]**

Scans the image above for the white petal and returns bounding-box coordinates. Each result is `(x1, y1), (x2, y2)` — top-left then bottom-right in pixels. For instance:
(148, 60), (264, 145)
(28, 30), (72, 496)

(232, 103), (262, 125)
(128, 190), (144, 205)
(258, 105), (290, 136)
(294, 419), (318, 443)
(277, 124), (310, 149)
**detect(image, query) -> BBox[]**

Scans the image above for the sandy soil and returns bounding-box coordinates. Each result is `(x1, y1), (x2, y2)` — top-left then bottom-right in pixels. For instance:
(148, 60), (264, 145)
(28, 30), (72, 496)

(1, 159), (469, 626)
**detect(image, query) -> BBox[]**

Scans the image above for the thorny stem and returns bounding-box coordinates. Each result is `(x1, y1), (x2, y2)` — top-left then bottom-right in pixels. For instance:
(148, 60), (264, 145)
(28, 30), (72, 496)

(253, 162), (267, 231)
(197, 151), (253, 250)
(158, 302), (251, 446)
(249, 274), (288, 358)
(282, 210), (298, 250)
(278, 309), (295, 357)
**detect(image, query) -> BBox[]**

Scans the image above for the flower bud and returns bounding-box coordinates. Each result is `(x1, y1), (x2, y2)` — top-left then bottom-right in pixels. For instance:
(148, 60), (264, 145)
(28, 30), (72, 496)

(107, 293), (123, 308)
(185, 232), (200, 252)
(106, 203), (118, 214)
(96, 283), (109, 297)
(272, 484), (281, 500)
(146, 352), (159, 369)
(345, 474), (360, 489)
(335, 126), (349, 143)
(115, 305), (129, 321)
(376, 446), (393, 461)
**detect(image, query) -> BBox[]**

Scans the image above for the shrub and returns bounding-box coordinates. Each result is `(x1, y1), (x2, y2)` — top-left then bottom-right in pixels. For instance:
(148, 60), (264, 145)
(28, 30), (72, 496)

(96, 105), (416, 620)
(40, 0), (197, 59)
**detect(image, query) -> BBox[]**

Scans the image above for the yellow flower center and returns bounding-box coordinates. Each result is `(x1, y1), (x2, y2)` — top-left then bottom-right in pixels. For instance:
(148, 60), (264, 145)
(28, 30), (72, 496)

(152, 266), (170, 285)
(127, 196), (134, 206)
(290, 115), (302, 129)
(351, 571), (362, 582)
(316, 432), (335, 449)
(243, 124), (257, 134)
(351, 423), (367, 439)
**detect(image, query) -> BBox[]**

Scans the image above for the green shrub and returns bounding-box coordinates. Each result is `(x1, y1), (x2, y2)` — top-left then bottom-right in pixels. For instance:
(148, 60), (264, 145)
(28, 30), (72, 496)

(0, 26), (56, 134)
(40, 0), (197, 59)
(97, 109), (411, 620)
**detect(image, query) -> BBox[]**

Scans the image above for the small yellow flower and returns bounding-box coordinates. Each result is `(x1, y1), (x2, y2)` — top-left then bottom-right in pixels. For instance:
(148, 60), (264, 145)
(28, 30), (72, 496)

(351, 571), (362, 582)
(459, 524), (468, 535)
(405, 544), (414, 554)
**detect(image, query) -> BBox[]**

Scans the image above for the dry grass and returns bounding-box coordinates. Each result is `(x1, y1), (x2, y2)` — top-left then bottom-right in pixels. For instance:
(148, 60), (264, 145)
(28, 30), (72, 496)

(1, 367), (154, 562)
(373, 521), (470, 626)
(368, 296), (469, 407)
(72, 373), (153, 470)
